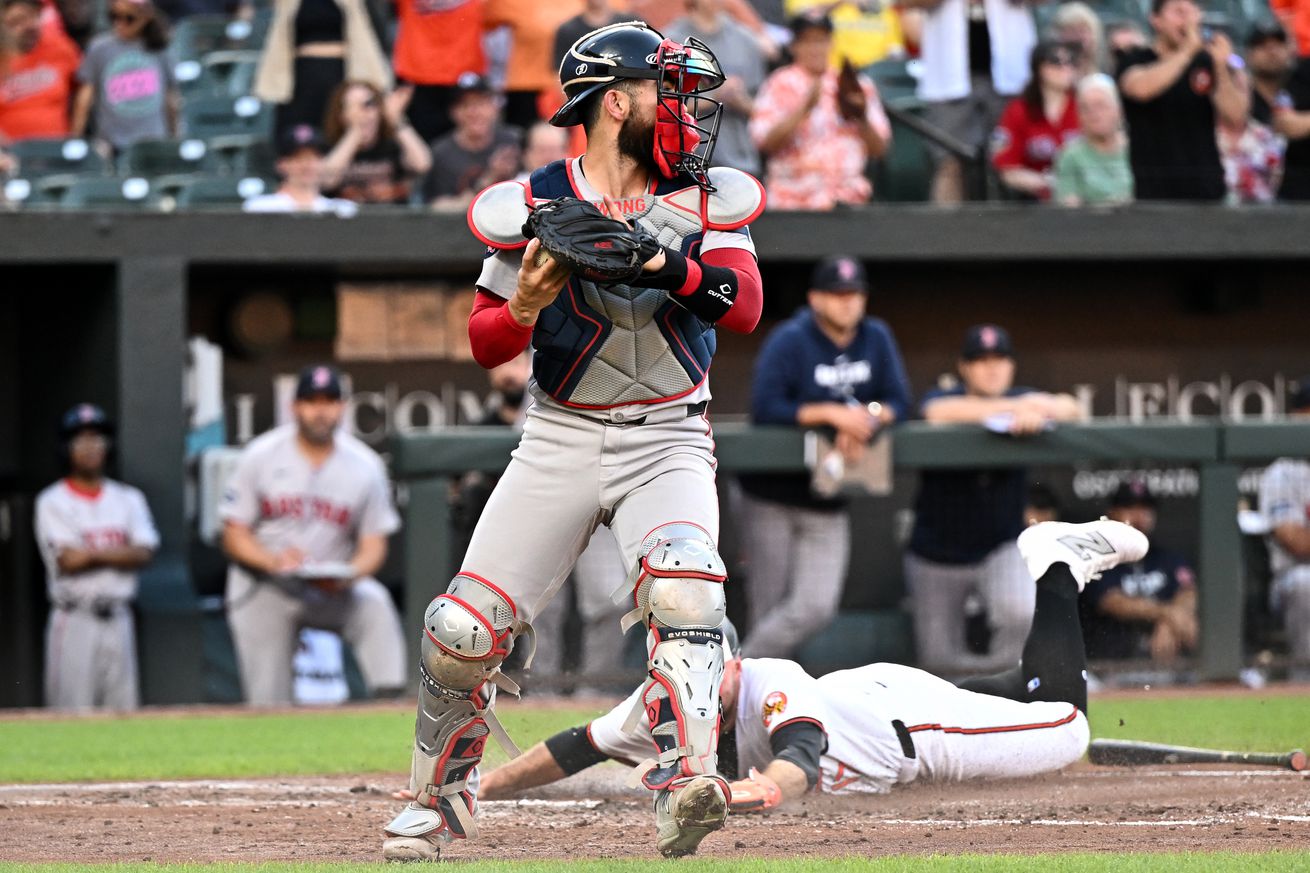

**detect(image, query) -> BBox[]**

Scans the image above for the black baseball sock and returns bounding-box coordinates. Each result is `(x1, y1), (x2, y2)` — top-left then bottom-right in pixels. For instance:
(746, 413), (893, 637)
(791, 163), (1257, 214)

(954, 564), (1088, 713)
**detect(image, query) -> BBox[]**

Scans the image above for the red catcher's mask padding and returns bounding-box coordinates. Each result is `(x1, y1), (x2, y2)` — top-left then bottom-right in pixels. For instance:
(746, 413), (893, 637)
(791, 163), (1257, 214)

(654, 99), (700, 179)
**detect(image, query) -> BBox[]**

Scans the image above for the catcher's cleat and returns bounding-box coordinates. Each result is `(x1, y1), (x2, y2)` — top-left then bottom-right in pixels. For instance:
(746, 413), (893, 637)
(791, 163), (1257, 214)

(654, 774), (729, 858)
(382, 802), (457, 862)
(1017, 518), (1149, 592)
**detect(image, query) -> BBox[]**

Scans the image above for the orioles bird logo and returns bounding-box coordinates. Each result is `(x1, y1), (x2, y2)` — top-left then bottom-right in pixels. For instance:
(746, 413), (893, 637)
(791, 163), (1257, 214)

(762, 691), (787, 727)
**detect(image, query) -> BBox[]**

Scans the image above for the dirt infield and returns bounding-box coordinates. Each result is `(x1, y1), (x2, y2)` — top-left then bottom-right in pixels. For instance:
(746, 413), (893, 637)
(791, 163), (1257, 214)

(2, 762), (1308, 862)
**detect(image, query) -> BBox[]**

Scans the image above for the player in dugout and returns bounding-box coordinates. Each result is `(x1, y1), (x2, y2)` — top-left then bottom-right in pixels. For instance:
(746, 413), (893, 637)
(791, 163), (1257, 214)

(468, 518), (1144, 807)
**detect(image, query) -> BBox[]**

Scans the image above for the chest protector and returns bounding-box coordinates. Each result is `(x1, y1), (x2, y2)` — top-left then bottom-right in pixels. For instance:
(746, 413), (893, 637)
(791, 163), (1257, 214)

(469, 159), (761, 409)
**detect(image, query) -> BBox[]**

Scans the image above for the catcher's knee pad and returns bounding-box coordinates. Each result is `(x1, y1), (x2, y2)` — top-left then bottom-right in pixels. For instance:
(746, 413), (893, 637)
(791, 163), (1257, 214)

(401, 573), (528, 841)
(614, 523), (728, 790)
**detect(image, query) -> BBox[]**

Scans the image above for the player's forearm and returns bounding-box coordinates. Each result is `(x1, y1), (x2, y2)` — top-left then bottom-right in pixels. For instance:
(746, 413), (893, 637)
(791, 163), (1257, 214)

(1272, 523), (1310, 560)
(90, 545), (154, 570)
(70, 84), (93, 136)
(760, 758), (810, 802)
(676, 247), (762, 334)
(222, 523), (278, 575)
(468, 290), (534, 369)
(478, 740), (572, 799)
(349, 534), (388, 579)
(922, 395), (1025, 423)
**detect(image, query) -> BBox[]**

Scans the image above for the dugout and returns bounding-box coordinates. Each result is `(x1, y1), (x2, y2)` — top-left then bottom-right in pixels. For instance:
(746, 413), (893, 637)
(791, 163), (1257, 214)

(2, 205), (1310, 705)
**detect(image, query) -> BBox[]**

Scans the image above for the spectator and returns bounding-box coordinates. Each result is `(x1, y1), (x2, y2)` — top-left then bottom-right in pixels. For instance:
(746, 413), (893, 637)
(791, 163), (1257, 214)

(905, 324), (1081, 675)
(1115, 0), (1248, 201)
(1269, 29), (1310, 201)
(1082, 479), (1199, 665)
(632, 0), (771, 38)
(483, 0), (582, 130)
(1218, 104), (1283, 204)
(1247, 21), (1292, 126)
(737, 256), (912, 659)
(391, 0), (485, 145)
(785, 0), (907, 67)
(1050, 1), (1104, 78)
(70, 0), (176, 153)
(667, 0), (768, 177)
(35, 404), (158, 710)
(1269, 0), (1310, 58)
(422, 72), (520, 211)
(0, 0), (81, 143)
(320, 80), (430, 205)
(244, 123), (358, 216)
(902, 0), (1036, 203)
(991, 41), (1080, 200)
(749, 11), (891, 209)
(1052, 72), (1132, 206)
(1257, 379), (1310, 682)
(253, 0), (390, 147)
(220, 364), (406, 706)
(513, 119), (567, 182)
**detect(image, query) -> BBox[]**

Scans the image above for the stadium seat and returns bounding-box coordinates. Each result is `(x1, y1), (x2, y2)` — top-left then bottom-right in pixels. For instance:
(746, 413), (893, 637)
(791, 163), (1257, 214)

(182, 94), (273, 140)
(173, 176), (271, 208)
(117, 138), (217, 176)
(204, 135), (276, 177)
(864, 58), (923, 109)
(204, 50), (260, 97)
(874, 109), (934, 202)
(8, 138), (108, 179)
(172, 14), (266, 63)
(60, 176), (159, 210)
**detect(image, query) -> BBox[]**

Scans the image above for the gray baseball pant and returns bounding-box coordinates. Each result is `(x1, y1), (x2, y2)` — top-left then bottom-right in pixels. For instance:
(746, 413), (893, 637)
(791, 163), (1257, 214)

(45, 603), (138, 710)
(905, 541), (1035, 676)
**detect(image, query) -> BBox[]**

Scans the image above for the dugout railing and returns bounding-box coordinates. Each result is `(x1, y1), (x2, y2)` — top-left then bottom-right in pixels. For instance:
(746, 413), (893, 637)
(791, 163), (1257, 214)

(392, 420), (1310, 685)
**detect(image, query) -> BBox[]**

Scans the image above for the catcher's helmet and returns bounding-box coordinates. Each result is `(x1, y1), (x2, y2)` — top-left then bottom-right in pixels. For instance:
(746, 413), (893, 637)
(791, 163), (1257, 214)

(552, 20), (725, 190)
(60, 403), (114, 440)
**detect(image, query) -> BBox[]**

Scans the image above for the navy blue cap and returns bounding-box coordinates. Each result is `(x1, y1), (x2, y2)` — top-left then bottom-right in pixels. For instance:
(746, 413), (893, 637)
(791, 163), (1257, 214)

(1290, 376), (1310, 412)
(810, 255), (868, 293)
(295, 364), (343, 400)
(1110, 478), (1157, 508)
(961, 324), (1014, 360)
(60, 403), (113, 439)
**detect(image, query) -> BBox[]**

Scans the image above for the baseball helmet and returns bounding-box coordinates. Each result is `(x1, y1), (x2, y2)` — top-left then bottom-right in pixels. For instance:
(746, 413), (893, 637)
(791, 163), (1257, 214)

(552, 20), (725, 190)
(60, 403), (114, 440)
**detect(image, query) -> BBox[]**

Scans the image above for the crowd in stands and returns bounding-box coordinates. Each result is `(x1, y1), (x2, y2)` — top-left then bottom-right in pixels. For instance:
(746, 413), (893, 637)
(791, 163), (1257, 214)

(2, 0), (1310, 207)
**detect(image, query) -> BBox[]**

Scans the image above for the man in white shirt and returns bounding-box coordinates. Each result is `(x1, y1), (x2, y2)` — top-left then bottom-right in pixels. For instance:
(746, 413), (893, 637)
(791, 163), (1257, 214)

(35, 403), (159, 710)
(243, 124), (359, 217)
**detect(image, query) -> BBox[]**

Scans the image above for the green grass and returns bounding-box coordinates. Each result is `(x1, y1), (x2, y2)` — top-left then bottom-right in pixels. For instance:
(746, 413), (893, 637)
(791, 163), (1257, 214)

(0, 703), (605, 783)
(1088, 694), (1309, 752)
(3, 692), (1306, 785)
(3, 854), (1310, 872)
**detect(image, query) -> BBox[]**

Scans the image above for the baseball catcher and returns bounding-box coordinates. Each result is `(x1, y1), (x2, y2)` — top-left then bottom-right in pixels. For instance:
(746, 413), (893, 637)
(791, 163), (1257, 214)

(383, 20), (765, 861)
(467, 520), (1145, 808)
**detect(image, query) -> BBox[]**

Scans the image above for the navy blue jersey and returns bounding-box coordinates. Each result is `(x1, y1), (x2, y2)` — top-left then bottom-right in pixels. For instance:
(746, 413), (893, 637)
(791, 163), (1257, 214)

(738, 308), (912, 510)
(907, 385), (1034, 564)
(1081, 547), (1196, 659)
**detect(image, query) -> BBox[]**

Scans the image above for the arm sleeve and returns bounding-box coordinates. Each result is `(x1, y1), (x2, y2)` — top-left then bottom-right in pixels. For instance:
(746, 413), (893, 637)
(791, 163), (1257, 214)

(666, 245), (762, 334)
(543, 726), (612, 776)
(359, 462), (401, 537)
(768, 720), (827, 789)
(990, 99), (1027, 170)
(468, 289), (535, 369)
(869, 322), (913, 421)
(76, 40), (99, 85)
(218, 447), (262, 526)
(1260, 462), (1306, 528)
(749, 330), (804, 425)
(1052, 147), (1077, 202)
(127, 488), (161, 550)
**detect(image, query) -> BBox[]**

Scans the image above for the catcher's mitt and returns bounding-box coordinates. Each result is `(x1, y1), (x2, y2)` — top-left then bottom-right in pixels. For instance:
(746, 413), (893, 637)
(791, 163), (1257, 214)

(522, 196), (660, 284)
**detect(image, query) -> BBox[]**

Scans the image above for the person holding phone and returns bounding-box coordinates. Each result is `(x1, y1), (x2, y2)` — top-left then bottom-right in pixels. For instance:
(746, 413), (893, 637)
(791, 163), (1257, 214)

(1115, 0), (1248, 200)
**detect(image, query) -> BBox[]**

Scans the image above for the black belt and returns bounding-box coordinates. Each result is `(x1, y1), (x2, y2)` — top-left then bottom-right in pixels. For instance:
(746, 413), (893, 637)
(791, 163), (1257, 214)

(57, 601), (120, 620)
(605, 400), (708, 427)
(892, 719), (917, 759)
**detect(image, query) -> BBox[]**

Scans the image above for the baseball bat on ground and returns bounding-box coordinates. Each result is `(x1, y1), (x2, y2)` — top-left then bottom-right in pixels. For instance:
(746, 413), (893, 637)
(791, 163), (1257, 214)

(1088, 738), (1307, 770)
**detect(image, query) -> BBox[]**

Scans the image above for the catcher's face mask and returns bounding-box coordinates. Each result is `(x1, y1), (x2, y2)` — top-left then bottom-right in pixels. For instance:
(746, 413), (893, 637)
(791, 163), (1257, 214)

(650, 37), (725, 191)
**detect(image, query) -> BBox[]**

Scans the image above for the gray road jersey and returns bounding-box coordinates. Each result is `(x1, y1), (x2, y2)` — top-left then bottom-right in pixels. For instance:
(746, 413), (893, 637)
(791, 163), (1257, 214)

(1260, 458), (1310, 578)
(476, 157), (756, 421)
(220, 424), (400, 565)
(35, 478), (159, 607)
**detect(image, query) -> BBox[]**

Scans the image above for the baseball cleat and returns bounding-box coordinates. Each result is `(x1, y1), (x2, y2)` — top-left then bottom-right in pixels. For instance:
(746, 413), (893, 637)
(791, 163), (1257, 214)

(382, 802), (452, 862)
(1017, 518), (1149, 592)
(655, 775), (729, 858)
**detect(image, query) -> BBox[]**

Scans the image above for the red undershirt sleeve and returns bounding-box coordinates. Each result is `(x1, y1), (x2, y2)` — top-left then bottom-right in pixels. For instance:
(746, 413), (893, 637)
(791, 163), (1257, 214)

(468, 289), (534, 369)
(685, 247), (762, 334)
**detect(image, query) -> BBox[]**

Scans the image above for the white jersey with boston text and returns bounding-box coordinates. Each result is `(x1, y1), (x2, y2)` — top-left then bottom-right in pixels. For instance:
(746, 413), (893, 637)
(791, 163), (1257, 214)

(34, 478), (159, 607)
(219, 424), (400, 572)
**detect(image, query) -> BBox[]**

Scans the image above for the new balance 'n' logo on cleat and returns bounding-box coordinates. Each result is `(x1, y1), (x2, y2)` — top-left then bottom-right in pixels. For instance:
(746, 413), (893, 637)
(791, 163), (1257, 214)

(1017, 519), (1149, 591)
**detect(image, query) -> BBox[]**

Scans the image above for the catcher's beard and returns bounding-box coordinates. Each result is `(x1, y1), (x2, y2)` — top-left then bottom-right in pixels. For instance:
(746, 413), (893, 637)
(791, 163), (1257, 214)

(616, 112), (661, 180)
